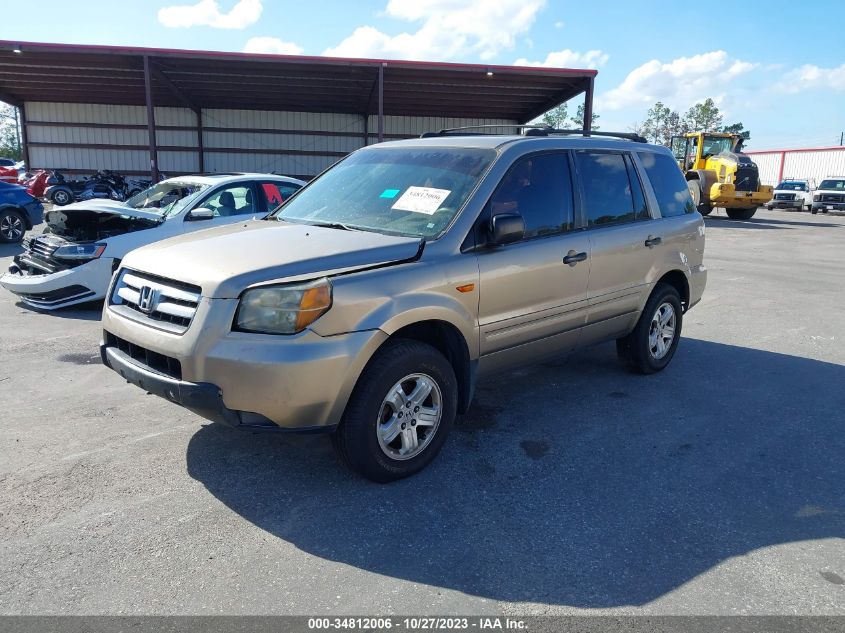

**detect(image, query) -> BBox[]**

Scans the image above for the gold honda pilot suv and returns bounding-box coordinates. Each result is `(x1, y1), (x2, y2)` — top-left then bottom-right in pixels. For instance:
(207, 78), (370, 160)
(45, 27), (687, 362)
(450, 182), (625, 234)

(101, 129), (707, 482)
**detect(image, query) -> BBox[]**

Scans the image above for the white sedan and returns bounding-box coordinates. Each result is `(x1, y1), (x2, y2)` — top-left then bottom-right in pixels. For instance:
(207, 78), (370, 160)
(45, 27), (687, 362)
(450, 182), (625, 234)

(1, 173), (304, 309)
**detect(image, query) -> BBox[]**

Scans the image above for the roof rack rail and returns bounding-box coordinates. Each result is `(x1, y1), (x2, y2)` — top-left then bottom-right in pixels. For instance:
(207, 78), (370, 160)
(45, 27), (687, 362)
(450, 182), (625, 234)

(421, 124), (647, 144)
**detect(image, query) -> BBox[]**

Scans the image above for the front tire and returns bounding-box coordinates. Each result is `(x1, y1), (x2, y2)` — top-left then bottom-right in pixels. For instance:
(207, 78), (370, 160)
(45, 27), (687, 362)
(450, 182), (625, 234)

(726, 208), (757, 220)
(688, 180), (711, 215)
(0, 209), (25, 243)
(332, 338), (457, 483)
(616, 283), (683, 374)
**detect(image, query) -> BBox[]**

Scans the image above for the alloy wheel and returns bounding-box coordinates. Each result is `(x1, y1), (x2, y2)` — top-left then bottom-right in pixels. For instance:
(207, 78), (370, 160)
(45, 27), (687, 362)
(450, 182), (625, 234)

(376, 373), (442, 460)
(0, 213), (23, 241)
(648, 302), (676, 360)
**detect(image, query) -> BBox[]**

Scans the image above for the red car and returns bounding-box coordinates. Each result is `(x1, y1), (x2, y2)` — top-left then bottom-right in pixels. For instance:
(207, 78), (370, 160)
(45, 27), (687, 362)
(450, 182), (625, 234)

(0, 165), (18, 185)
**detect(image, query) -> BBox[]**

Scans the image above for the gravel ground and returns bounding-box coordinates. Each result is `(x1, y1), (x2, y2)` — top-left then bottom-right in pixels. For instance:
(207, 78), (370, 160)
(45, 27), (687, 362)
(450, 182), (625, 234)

(0, 208), (843, 615)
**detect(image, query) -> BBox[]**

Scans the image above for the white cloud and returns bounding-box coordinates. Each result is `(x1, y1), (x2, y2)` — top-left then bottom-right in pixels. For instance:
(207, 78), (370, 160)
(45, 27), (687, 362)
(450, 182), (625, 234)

(515, 49), (608, 69)
(324, 0), (546, 61)
(777, 63), (845, 93)
(243, 36), (303, 55)
(599, 51), (756, 111)
(554, 20), (564, 28)
(158, 0), (262, 29)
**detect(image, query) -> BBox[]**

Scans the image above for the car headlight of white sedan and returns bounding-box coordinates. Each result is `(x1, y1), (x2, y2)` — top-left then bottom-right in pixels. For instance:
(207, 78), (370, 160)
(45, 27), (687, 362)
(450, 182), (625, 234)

(52, 243), (107, 261)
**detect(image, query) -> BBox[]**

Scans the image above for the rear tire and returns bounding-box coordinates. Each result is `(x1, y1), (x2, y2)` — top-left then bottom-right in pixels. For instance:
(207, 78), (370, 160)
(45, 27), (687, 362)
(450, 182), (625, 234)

(332, 338), (457, 483)
(726, 208), (757, 220)
(51, 188), (72, 206)
(0, 209), (25, 243)
(616, 283), (683, 375)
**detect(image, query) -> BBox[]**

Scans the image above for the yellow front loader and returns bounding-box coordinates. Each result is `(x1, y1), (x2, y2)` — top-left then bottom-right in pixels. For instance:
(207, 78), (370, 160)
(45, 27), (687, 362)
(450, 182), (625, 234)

(670, 132), (773, 220)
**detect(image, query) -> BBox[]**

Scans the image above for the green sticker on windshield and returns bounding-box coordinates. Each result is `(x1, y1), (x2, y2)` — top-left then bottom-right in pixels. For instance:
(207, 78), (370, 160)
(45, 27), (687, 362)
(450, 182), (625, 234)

(380, 189), (401, 199)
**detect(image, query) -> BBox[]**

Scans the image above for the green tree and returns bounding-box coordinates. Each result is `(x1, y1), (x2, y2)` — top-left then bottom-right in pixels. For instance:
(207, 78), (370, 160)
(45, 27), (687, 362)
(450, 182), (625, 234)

(539, 102), (568, 129)
(640, 101), (685, 146)
(570, 103), (600, 130)
(683, 98), (723, 132)
(721, 121), (751, 144)
(0, 102), (22, 160)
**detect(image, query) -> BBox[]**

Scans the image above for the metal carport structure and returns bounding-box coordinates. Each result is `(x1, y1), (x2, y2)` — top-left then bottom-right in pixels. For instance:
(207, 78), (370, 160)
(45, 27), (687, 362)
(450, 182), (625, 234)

(0, 41), (597, 180)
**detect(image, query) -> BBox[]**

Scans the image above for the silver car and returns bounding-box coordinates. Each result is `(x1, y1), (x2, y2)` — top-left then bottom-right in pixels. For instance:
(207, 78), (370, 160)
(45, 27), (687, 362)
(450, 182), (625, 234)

(100, 132), (707, 482)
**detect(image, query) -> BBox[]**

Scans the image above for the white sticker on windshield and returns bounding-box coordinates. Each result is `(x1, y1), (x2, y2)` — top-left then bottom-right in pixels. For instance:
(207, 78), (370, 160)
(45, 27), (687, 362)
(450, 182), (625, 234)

(391, 186), (451, 215)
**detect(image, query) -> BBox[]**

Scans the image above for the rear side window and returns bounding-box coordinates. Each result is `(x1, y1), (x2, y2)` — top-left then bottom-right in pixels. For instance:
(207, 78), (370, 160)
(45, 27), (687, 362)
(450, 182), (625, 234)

(639, 151), (696, 217)
(575, 151), (643, 227)
(489, 152), (574, 239)
(261, 182), (300, 209)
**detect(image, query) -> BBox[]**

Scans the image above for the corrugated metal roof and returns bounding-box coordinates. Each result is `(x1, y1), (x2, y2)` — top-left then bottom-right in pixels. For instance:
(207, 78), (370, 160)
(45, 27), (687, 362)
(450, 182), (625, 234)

(0, 41), (596, 123)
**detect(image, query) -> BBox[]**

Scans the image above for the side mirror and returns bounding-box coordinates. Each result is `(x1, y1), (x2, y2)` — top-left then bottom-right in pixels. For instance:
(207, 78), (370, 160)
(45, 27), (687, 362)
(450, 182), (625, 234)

(490, 212), (525, 246)
(188, 207), (214, 220)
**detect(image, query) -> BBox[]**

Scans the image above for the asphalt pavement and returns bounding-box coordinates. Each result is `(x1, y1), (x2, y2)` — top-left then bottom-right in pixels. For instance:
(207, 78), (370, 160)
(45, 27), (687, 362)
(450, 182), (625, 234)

(0, 208), (843, 615)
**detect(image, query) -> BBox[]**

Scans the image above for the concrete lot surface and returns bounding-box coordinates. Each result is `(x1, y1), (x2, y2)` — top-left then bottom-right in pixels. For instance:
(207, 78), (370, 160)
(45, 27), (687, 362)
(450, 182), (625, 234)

(0, 208), (843, 615)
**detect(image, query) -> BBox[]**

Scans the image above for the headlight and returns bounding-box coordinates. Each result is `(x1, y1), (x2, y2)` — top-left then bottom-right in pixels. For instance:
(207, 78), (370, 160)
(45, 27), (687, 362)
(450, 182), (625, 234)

(236, 278), (332, 334)
(52, 243), (106, 261)
(813, 195), (820, 201)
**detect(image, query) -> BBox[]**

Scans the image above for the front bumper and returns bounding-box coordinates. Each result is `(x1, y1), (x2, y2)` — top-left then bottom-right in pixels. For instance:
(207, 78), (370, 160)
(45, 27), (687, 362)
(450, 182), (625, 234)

(812, 202), (845, 212)
(0, 256), (114, 309)
(101, 299), (388, 430)
(766, 199), (804, 210)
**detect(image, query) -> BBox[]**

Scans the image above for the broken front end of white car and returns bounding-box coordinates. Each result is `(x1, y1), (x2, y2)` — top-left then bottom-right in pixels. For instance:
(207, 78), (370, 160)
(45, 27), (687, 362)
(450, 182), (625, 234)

(1, 206), (161, 309)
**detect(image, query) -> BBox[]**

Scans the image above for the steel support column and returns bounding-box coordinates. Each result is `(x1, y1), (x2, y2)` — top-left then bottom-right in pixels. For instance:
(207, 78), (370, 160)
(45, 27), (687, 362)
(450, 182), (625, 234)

(362, 114), (369, 147)
(196, 108), (204, 173)
(582, 76), (594, 134)
(142, 55), (159, 182)
(377, 63), (385, 143)
(18, 104), (29, 167)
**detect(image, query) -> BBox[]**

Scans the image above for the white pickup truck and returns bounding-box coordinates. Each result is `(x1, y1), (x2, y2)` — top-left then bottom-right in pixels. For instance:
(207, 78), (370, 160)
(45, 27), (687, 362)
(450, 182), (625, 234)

(765, 179), (813, 212)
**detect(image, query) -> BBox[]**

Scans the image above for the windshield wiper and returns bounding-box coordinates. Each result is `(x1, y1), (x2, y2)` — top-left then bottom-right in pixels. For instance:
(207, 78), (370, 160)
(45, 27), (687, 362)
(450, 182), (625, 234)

(298, 220), (363, 231)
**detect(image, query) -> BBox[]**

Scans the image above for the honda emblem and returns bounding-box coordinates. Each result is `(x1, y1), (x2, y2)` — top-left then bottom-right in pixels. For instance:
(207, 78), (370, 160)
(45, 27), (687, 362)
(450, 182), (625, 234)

(137, 286), (157, 314)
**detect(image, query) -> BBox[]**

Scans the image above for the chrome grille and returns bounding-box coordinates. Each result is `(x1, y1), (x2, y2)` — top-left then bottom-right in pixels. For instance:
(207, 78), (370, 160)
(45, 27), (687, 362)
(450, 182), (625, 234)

(774, 193), (795, 201)
(821, 193), (843, 203)
(27, 235), (63, 260)
(110, 269), (201, 334)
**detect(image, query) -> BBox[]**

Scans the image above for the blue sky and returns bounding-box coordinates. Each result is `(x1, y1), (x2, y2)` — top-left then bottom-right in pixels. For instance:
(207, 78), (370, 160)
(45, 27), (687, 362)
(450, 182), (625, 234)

(2, 0), (844, 149)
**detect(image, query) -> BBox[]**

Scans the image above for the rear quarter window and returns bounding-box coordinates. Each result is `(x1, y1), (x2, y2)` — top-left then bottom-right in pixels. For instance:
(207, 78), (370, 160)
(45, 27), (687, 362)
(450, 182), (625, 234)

(639, 151), (696, 218)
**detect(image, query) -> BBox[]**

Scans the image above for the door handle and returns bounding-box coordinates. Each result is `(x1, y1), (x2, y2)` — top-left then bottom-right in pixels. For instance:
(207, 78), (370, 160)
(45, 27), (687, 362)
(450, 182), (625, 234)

(644, 236), (662, 248)
(563, 250), (587, 266)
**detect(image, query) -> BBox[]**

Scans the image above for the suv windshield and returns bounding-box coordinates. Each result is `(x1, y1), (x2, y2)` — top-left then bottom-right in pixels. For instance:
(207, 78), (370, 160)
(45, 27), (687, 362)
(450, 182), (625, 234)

(272, 147), (496, 238)
(126, 181), (210, 217)
(819, 179), (845, 190)
(776, 181), (808, 191)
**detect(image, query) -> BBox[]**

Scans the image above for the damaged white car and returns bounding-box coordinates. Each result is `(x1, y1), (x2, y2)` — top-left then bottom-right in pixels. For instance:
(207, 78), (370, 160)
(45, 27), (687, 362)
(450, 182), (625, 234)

(0, 173), (304, 309)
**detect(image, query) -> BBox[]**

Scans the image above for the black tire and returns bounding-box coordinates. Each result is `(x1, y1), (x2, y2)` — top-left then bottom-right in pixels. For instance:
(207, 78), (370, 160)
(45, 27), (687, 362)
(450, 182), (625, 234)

(0, 209), (26, 243)
(332, 338), (457, 483)
(688, 180), (712, 215)
(51, 188), (72, 206)
(811, 208), (817, 215)
(726, 208), (756, 220)
(616, 283), (683, 375)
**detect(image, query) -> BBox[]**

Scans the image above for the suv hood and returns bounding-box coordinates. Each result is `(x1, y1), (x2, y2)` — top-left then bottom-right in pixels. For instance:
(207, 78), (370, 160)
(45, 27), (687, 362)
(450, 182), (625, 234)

(121, 220), (424, 298)
(56, 199), (164, 222)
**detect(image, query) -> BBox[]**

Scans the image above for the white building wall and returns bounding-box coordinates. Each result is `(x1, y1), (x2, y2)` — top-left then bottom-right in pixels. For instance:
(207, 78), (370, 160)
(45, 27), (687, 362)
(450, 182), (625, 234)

(24, 102), (517, 179)
(746, 148), (845, 186)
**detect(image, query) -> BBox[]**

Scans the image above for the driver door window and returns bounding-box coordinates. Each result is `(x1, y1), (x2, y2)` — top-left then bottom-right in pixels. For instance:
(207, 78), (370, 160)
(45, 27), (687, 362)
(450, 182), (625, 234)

(488, 153), (574, 239)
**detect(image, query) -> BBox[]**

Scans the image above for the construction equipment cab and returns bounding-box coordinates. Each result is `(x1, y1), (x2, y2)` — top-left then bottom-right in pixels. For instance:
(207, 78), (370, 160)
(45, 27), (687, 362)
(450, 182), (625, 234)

(671, 132), (773, 220)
